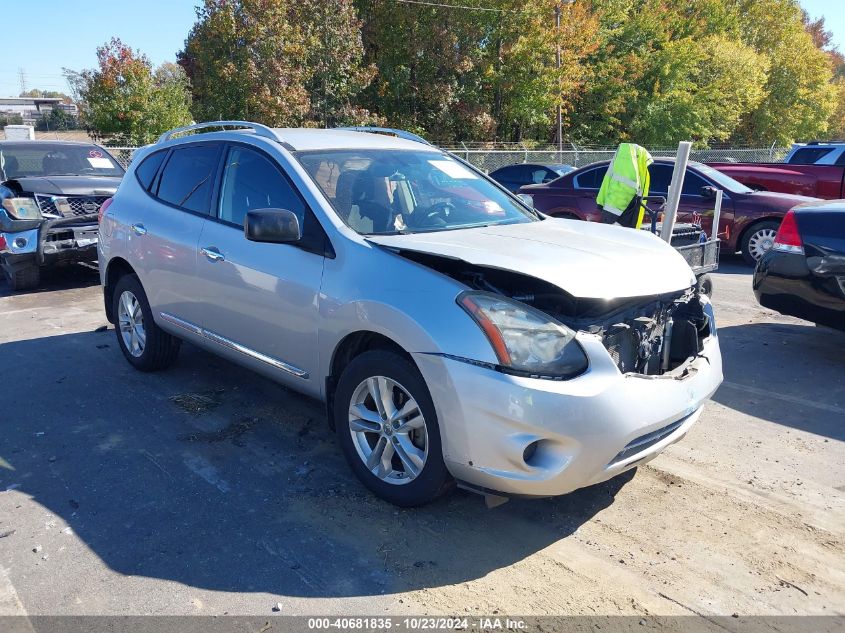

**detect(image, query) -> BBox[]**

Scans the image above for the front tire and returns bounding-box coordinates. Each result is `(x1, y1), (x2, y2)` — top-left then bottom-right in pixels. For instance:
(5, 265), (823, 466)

(4, 262), (40, 291)
(334, 350), (452, 507)
(112, 274), (181, 371)
(696, 273), (714, 297)
(741, 220), (780, 266)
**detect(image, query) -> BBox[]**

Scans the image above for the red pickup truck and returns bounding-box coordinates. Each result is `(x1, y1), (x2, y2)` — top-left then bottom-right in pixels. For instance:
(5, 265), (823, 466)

(708, 163), (845, 199)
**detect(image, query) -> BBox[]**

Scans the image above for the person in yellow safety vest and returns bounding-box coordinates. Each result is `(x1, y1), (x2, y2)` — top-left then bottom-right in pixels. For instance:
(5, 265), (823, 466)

(596, 143), (653, 229)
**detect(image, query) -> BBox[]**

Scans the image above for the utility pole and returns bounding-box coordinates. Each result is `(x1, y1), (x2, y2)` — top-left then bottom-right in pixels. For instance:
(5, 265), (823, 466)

(18, 68), (27, 95)
(555, 2), (562, 161)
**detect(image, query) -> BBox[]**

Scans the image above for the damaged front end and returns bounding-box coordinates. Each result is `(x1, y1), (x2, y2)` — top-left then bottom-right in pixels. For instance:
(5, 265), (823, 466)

(397, 249), (712, 378)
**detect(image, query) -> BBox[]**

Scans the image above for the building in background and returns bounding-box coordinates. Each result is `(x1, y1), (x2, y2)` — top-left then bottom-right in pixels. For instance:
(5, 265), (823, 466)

(0, 97), (78, 125)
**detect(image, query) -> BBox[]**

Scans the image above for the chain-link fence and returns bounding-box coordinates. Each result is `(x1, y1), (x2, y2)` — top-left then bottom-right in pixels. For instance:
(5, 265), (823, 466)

(104, 146), (137, 170)
(103, 143), (792, 172)
(441, 143), (791, 172)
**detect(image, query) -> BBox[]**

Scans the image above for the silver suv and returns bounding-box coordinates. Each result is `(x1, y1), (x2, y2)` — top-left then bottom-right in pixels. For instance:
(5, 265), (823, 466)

(99, 122), (722, 507)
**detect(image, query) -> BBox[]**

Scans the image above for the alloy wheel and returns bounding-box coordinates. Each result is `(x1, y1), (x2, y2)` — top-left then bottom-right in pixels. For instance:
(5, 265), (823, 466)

(747, 227), (778, 261)
(348, 376), (428, 485)
(117, 290), (146, 357)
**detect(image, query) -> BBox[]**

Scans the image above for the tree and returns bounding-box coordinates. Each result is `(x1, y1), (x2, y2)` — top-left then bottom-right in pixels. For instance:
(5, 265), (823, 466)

(356, 0), (599, 144)
(179, 0), (376, 127)
(570, 0), (767, 146)
(19, 89), (72, 102)
(732, 0), (837, 144)
(67, 38), (192, 145)
(36, 108), (79, 132)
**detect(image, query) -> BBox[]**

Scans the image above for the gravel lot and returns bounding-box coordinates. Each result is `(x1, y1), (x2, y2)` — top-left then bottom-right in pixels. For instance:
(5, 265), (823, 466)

(0, 257), (843, 618)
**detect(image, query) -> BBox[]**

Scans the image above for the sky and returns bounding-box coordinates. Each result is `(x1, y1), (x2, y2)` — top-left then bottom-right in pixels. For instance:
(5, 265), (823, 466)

(1, 0), (844, 98)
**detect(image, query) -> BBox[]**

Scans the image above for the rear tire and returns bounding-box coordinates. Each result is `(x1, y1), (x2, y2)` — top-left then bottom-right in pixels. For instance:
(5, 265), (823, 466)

(112, 274), (181, 371)
(4, 263), (40, 291)
(334, 350), (453, 507)
(741, 220), (780, 266)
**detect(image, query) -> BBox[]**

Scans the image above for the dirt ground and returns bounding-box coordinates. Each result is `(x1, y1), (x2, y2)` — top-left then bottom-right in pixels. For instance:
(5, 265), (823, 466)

(0, 256), (842, 618)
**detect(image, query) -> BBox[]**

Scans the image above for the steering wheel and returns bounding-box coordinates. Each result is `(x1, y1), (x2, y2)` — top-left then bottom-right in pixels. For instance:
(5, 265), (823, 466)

(410, 201), (454, 229)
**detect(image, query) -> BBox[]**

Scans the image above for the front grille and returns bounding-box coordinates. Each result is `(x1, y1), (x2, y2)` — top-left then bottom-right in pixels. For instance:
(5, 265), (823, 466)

(35, 194), (108, 218)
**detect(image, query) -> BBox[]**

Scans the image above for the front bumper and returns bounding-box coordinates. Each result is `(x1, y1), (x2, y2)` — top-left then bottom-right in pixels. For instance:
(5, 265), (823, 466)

(414, 328), (723, 498)
(0, 215), (99, 267)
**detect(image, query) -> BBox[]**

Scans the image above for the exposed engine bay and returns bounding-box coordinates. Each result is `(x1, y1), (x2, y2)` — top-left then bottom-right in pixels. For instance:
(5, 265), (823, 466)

(395, 249), (712, 377)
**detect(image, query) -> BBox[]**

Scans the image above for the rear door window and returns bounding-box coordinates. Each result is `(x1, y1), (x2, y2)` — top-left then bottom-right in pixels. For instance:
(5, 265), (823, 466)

(574, 166), (608, 189)
(156, 144), (221, 214)
(787, 147), (833, 164)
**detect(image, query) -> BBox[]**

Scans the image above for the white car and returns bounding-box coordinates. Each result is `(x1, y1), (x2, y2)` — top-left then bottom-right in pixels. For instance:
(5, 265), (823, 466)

(98, 121), (723, 506)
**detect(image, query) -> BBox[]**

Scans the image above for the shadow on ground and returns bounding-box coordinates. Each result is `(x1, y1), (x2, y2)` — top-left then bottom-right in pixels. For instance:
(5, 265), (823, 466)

(0, 330), (634, 599)
(0, 262), (100, 298)
(713, 321), (845, 441)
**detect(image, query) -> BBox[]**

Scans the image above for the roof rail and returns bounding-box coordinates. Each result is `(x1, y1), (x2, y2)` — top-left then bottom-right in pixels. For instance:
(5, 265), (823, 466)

(336, 126), (433, 146)
(157, 120), (281, 144)
(806, 140), (845, 145)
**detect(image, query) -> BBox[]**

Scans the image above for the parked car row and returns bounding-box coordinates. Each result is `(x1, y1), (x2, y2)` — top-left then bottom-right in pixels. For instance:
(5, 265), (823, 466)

(512, 159), (817, 265)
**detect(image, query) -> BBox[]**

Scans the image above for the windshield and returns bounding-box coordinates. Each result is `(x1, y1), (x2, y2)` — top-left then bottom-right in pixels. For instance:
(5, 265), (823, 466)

(694, 163), (754, 194)
(0, 143), (124, 178)
(296, 149), (539, 235)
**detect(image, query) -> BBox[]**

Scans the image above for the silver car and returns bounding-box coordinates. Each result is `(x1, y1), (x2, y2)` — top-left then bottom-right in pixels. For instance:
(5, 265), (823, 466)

(98, 122), (723, 507)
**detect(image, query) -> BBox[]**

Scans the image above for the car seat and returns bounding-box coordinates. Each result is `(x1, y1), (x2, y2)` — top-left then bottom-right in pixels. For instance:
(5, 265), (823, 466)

(351, 169), (394, 233)
(1, 155), (20, 178)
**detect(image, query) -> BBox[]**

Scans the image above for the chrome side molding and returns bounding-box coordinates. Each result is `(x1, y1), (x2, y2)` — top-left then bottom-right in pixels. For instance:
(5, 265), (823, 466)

(159, 312), (309, 379)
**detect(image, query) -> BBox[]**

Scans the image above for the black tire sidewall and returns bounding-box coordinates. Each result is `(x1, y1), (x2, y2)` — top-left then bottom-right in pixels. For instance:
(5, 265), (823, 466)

(696, 274), (713, 297)
(112, 274), (171, 371)
(741, 220), (780, 266)
(333, 350), (452, 507)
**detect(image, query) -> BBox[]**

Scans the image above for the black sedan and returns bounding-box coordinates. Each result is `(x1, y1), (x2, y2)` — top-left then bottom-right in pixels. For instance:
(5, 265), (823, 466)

(753, 200), (845, 331)
(489, 162), (574, 193)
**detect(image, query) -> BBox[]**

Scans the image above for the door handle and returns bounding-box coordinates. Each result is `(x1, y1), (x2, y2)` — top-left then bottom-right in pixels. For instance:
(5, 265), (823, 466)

(130, 223), (147, 236)
(201, 246), (225, 262)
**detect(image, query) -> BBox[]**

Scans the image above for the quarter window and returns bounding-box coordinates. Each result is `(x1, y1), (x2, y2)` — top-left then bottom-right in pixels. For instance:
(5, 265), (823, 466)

(218, 147), (306, 227)
(156, 145), (220, 214)
(135, 150), (166, 191)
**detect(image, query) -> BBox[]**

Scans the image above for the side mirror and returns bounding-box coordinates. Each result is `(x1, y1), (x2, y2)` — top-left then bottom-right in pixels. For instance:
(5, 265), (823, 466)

(516, 193), (534, 208)
(700, 186), (719, 199)
(245, 208), (301, 244)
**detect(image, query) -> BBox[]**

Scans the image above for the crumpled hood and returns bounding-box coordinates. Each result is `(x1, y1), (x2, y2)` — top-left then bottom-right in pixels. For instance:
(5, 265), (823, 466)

(6, 176), (121, 196)
(367, 218), (696, 299)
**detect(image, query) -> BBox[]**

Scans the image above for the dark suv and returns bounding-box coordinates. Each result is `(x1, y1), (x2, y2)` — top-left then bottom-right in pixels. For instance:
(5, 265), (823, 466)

(0, 140), (124, 290)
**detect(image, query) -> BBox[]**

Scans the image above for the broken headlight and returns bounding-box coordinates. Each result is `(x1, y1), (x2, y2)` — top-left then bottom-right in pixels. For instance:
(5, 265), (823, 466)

(1, 196), (41, 220)
(458, 291), (588, 379)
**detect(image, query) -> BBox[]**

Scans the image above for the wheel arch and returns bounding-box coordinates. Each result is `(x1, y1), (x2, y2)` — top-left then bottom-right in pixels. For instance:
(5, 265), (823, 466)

(324, 330), (415, 430)
(103, 257), (137, 323)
